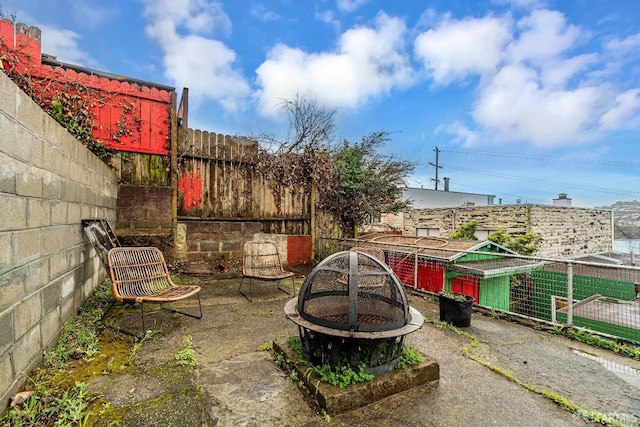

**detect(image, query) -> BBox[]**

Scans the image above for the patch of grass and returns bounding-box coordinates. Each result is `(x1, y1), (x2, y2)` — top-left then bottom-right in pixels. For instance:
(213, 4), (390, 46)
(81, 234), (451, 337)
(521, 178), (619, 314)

(396, 344), (423, 369)
(0, 278), (117, 426)
(284, 336), (374, 387)
(1, 373), (95, 427)
(312, 362), (373, 388)
(43, 279), (114, 370)
(548, 326), (640, 361)
(175, 336), (197, 367)
(258, 341), (274, 352)
(284, 337), (422, 388)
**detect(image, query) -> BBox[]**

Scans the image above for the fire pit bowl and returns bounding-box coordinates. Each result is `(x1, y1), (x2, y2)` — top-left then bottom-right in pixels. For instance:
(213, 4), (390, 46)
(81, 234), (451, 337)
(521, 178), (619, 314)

(284, 250), (424, 375)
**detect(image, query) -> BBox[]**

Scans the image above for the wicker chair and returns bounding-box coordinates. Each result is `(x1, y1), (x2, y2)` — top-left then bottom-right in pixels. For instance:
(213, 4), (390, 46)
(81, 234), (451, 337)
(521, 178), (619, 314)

(107, 247), (202, 338)
(337, 246), (387, 288)
(239, 241), (295, 302)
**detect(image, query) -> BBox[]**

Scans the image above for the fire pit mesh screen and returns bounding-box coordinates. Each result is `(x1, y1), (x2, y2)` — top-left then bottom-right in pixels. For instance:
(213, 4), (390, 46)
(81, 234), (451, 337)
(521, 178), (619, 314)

(285, 249), (424, 375)
(297, 250), (408, 332)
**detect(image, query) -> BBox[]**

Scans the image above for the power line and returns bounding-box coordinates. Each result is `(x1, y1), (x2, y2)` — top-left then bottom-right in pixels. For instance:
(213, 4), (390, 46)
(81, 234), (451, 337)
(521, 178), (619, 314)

(451, 181), (545, 204)
(443, 164), (640, 197)
(439, 148), (640, 168)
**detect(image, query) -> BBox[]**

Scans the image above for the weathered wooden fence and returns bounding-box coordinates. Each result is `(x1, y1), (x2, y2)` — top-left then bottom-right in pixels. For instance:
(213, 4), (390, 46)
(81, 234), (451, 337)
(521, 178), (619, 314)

(176, 128), (312, 235)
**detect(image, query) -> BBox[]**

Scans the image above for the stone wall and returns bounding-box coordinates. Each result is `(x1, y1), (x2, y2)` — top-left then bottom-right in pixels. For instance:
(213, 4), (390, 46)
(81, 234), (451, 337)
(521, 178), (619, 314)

(0, 71), (118, 411)
(403, 204), (612, 258)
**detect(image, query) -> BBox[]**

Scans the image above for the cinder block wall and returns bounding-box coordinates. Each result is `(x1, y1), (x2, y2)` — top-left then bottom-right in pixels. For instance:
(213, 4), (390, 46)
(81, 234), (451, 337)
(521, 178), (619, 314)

(0, 71), (117, 411)
(404, 204), (612, 258)
(175, 221), (262, 266)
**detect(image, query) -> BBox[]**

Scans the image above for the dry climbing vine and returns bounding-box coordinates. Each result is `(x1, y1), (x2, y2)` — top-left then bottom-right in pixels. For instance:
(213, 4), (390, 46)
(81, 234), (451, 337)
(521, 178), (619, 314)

(254, 96), (414, 232)
(0, 20), (143, 159)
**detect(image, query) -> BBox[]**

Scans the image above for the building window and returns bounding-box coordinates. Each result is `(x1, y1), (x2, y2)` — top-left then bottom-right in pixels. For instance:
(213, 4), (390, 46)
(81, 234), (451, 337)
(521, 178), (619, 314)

(417, 228), (440, 237)
(476, 230), (495, 240)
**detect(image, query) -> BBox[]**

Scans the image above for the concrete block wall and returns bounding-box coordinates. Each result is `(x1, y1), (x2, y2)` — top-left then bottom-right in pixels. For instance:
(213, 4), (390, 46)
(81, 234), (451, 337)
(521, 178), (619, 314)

(0, 71), (118, 411)
(175, 221), (262, 265)
(404, 204), (612, 258)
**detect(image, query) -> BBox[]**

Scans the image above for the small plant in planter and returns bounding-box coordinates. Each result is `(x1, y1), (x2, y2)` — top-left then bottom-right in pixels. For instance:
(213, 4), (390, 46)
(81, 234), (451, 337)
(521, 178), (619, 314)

(438, 291), (474, 327)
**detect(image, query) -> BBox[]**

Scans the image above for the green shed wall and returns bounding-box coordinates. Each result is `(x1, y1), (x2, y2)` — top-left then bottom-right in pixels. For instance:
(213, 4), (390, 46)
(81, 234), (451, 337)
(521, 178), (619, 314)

(479, 276), (510, 311)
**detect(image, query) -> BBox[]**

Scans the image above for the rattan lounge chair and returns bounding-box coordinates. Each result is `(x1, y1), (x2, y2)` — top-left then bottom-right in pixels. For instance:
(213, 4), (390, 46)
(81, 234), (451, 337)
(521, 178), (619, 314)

(107, 247), (202, 338)
(337, 246), (387, 288)
(239, 240), (295, 302)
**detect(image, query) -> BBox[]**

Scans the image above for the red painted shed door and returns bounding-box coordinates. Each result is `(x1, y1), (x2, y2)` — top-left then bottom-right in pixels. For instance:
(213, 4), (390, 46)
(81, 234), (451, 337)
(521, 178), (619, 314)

(417, 261), (444, 293)
(451, 275), (479, 302)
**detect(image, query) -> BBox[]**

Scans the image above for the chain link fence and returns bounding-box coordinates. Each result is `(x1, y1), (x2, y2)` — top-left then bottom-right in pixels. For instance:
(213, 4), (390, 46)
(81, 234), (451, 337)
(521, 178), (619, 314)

(317, 237), (640, 344)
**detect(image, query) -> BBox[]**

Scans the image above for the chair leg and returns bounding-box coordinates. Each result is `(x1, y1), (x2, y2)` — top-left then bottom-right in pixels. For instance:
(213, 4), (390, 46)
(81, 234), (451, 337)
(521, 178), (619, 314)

(101, 299), (117, 323)
(277, 277), (294, 296)
(239, 276), (253, 302)
(161, 293), (203, 319)
(140, 303), (146, 339)
(102, 299), (147, 340)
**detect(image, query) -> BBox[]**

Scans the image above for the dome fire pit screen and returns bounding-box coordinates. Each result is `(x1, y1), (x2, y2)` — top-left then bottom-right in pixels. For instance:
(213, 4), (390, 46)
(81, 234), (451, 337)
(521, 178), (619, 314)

(284, 249), (424, 375)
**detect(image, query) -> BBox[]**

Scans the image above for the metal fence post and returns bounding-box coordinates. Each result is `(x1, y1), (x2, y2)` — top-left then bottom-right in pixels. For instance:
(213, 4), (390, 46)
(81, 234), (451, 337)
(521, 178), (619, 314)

(414, 249), (418, 290)
(567, 262), (573, 326)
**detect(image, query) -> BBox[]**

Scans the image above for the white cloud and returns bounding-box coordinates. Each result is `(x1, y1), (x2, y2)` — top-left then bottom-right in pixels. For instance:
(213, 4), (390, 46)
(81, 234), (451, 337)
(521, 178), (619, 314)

(539, 53), (598, 89)
(336, 0), (368, 13)
(142, 0), (249, 111)
(599, 89), (640, 130)
(251, 3), (279, 22)
(424, 8), (639, 148)
(316, 9), (341, 33)
(161, 35), (250, 111)
(39, 24), (96, 66)
(144, 0), (231, 37)
(437, 121), (480, 147)
(255, 12), (413, 117)
(506, 9), (581, 64)
(67, 0), (117, 28)
(414, 15), (512, 85)
(491, 0), (548, 11)
(473, 64), (602, 147)
(605, 33), (640, 54)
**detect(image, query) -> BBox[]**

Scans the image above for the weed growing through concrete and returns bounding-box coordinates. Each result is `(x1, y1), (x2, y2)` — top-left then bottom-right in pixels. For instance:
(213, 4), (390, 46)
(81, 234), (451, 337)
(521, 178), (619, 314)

(0, 278), (114, 426)
(426, 316), (627, 426)
(395, 344), (423, 368)
(175, 336), (198, 367)
(284, 336), (422, 388)
(549, 325), (640, 360)
(258, 341), (274, 352)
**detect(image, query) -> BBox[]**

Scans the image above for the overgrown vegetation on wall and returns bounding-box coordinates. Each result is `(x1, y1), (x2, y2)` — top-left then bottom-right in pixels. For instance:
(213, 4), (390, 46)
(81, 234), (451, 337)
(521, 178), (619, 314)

(450, 220), (543, 255)
(255, 94), (414, 233)
(0, 16), (110, 159)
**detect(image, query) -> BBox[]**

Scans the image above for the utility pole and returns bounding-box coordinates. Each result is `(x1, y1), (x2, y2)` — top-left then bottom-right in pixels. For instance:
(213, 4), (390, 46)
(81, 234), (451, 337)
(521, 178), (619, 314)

(429, 146), (443, 190)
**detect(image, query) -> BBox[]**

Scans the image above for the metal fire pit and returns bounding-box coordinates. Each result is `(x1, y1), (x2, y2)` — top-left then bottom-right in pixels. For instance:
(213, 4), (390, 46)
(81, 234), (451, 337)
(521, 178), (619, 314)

(284, 249), (423, 375)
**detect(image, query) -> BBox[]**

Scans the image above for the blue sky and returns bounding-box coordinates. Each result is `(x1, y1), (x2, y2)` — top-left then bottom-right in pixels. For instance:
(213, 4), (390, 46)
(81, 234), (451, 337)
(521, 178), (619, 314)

(3, 0), (640, 208)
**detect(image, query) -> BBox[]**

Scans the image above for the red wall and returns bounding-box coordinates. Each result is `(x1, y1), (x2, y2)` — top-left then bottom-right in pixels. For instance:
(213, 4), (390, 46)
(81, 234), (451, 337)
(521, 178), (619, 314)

(287, 235), (313, 266)
(0, 19), (173, 155)
(451, 275), (479, 302)
(388, 256), (445, 293)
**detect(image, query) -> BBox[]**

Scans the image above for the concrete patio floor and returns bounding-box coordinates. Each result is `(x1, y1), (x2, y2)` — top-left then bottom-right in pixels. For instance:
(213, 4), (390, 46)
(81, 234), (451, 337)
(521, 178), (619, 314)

(87, 272), (640, 427)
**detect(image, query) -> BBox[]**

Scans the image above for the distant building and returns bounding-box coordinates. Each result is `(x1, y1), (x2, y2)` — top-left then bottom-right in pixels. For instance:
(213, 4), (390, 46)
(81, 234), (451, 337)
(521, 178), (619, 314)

(553, 193), (572, 206)
(381, 182), (495, 229)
